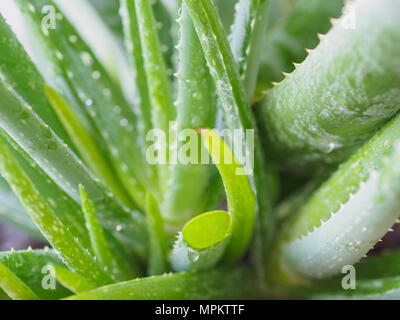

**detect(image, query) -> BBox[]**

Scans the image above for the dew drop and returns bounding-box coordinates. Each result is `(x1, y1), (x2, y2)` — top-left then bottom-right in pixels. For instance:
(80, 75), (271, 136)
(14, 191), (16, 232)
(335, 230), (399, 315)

(80, 52), (93, 67)
(188, 248), (200, 263)
(92, 71), (101, 80)
(120, 118), (128, 127)
(69, 35), (77, 43)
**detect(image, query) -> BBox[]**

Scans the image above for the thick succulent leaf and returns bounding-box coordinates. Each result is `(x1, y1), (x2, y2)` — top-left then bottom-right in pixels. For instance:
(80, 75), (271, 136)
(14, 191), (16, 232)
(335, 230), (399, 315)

(0, 78), (147, 257)
(171, 210), (231, 272)
(258, 0), (343, 89)
(287, 275), (400, 300)
(134, 0), (176, 194)
(0, 176), (40, 238)
(53, 265), (96, 294)
(152, 0), (176, 75)
(134, 0), (176, 130)
(45, 85), (134, 208)
(120, 0), (153, 146)
(200, 129), (255, 264)
(278, 249), (400, 299)
(80, 186), (133, 282)
(0, 13), (72, 148)
(0, 134), (112, 286)
(230, 0), (270, 99)
(0, 260), (39, 300)
(16, 0), (153, 209)
(0, 249), (71, 300)
(184, 0), (278, 262)
(54, 0), (134, 105)
(279, 113), (400, 280)
(66, 266), (263, 300)
(0, 131), (91, 251)
(163, 4), (217, 224)
(259, 0), (400, 163)
(145, 193), (168, 276)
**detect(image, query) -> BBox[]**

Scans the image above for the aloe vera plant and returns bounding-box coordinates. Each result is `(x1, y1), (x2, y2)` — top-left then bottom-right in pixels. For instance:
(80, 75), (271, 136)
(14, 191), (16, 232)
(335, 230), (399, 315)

(0, 0), (400, 301)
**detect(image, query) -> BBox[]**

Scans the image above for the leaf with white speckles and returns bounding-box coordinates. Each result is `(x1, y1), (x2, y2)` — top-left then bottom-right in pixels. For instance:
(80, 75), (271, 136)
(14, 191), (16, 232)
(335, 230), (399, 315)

(259, 0), (400, 164)
(0, 176), (41, 238)
(0, 14), (73, 149)
(230, 0), (270, 99)
(163, 4), (218, 225)
(279, 113), (400, 280)
(0, 79), (147, 259)
(66, 266), (262, 300)
(0, 133), (113, 286)
(16, 0), (153, 210)
(0, 249), (71, 300)
(184, 0), (277, 262)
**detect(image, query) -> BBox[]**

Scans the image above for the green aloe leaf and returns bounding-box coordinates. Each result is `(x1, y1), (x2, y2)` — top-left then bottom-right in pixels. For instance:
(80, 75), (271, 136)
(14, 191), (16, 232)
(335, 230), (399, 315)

(259, 0), (400, 163)
(0, 13), (72, 148)
(16, 0), (153, 209)
(66, 266), (263, 300)
(0, 261), (39, 300)
(183, 0), (278, 263)
(80, 186), (134, 281)
(258, 0), (343, 89)
(0, 131), (91, 251)
(145, 193), (168, 276)
(45, 85), (133, 208)
(0, 176), (40, 238)
(286, 275), (400, 300)
(230, 0), (270, 99)
(0, 249), (71, 300)
(134, 0), (176, 194)
(152, 0), (176, 75)
(120, 0), (153, 147)
(171, 210), (231, 272)
(278, 113), (400, 280)
(0, 77), (147, 257)
(0, 132), (113, 286)
(163, 3), (217, 224)
(200, 129), (255, 264)
(285, 249), (400, 299)
(53, 265), (96, 294)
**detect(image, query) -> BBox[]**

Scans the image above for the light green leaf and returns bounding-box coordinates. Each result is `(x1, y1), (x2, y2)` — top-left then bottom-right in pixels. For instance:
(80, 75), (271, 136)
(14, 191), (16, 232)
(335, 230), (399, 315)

(163, 3), (217, 224)
(200, 129), (255, 264)
(54, 265), (96, 294)
(0, 132), (112, 286)
(145, 193), (168, 275)
(279, 113), (400, 280)
(16, 0), (153, 209)
(0, 249), (71, 300)
(230, 0), (270, 99)
(258, 0), (343, 88)
(0, 13), (72, 148)
(66, 266), (263, 300)
(0, 176), (41, 238)
(134, 0), (176, 194)
(259, 0), (400, 163)
(45, 85), (133, 208)
(171, 210), (231, 271)
(184, 0), (278, 262)
(0, 260), (39, 300)
(0, 78), (147, 257)
(80, 185), (133, 281)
